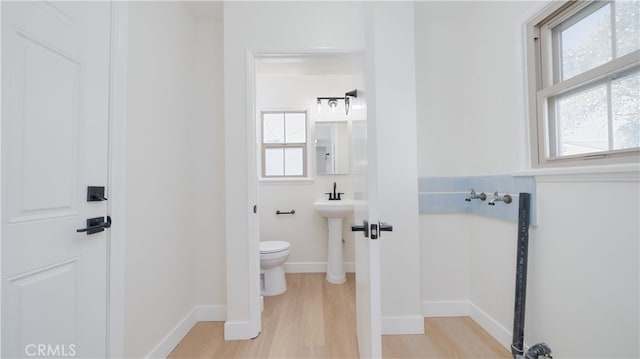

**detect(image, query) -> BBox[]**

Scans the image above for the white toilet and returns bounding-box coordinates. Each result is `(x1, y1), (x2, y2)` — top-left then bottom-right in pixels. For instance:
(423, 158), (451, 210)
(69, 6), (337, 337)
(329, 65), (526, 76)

(259, 241), (291, 296)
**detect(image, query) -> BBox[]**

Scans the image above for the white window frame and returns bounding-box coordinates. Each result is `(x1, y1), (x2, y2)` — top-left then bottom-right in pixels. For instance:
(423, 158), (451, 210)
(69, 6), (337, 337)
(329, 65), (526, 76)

(261, 110), (308, 178)
(526, 0), (640, 168)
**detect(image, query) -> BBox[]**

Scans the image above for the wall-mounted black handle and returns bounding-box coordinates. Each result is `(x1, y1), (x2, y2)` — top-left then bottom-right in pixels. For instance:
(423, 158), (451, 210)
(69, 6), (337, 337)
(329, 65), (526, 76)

(351, 220), (369, 238)
(276, 210), (295, 215)
(77, 216), (111, 235)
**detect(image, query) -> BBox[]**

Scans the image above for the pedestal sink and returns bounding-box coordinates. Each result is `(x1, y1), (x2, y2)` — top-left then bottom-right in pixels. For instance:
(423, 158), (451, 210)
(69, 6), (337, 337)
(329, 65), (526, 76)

(313, 199), (354, 284)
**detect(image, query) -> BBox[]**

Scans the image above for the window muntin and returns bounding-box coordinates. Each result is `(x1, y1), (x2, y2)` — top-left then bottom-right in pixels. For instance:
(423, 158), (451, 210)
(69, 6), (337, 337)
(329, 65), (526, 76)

(529, 0), (640, 167)
(261, 111), (307, 177)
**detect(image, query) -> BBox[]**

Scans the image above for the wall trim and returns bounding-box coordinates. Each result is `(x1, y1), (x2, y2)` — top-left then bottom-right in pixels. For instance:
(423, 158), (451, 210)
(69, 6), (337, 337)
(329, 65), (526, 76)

(107, 2), (128, 358)
(534, 171), (639, 183)
(285, 262), (355, 273)
(145, 305), (226, 358)
(422, 300), (512, 351)
(468, 302), (512, 351)
(515, 163), (639, 179)
(224, 320), (260, 341)
(145, 308), (197, 359)
(421, 300), (470, 317)
(381, 315), (425, 335)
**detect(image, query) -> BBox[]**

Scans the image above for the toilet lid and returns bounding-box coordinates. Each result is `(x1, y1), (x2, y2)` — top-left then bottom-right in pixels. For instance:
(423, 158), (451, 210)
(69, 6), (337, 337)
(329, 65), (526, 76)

(260, 241), (290, 254)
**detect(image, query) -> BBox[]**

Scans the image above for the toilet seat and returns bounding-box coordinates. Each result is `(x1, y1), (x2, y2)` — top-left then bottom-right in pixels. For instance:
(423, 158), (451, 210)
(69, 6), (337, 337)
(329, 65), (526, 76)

(260, 241), (290, 254)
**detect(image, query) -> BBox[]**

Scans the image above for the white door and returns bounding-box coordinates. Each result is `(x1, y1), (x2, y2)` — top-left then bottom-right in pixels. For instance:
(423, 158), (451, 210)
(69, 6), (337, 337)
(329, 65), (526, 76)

(353, 2), (419, 356)
(350, 47), (383, 357)
(1, 2), (111, 357)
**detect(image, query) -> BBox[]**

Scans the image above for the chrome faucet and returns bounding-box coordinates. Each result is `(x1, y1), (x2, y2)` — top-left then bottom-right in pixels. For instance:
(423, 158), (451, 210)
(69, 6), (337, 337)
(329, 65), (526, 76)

(325, 182), (344, 200)
(465, 189), (487, 202)
(488, 191), (513, 206)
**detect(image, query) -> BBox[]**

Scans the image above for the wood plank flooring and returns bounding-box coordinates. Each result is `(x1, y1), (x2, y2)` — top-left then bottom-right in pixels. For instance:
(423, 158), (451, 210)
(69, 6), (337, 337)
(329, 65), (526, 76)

(168, 273), (509, 359)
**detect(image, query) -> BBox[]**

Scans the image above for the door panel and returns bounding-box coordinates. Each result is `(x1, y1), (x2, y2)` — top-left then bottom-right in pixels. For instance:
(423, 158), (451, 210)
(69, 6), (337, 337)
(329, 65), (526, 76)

(2, 2), (111, 357)
(351, 45), (382, 357)
(4, 260), (79, 356)
(7, 28), (81, 222)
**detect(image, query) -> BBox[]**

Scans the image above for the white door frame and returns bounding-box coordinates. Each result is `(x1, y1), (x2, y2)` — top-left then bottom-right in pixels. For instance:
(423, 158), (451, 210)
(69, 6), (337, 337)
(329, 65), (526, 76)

(1, 4), (4, 356)
(244, 48), (362, 338)
(106, 2), (128, 357)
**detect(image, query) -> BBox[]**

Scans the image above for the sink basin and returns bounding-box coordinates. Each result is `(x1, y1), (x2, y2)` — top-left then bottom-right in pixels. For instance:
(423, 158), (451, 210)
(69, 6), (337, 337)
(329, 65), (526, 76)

(313, 199), (354, 218)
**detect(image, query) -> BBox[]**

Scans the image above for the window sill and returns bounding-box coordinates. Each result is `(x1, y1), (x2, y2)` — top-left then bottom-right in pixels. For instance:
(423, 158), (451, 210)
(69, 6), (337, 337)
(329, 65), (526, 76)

(514, 163), (639, 182)
(258, 177), (315, 184)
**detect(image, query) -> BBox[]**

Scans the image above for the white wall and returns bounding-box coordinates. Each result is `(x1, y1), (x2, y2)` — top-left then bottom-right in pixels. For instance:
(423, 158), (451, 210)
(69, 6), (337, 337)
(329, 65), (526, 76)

(526, 177), (639, 357)
(192, 19), (226, 307)
(420, 214), (470, 305)
(256, 74), (355, 266)
(415, 2), (640, 357)
(125, 3), (225, 356)
(415, 1), (474, 313)
(415, 2), (471, 177)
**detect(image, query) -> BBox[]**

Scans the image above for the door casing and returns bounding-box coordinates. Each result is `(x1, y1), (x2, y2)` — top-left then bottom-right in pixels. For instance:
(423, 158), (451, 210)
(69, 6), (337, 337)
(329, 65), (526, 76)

(105, 2), (128, 357)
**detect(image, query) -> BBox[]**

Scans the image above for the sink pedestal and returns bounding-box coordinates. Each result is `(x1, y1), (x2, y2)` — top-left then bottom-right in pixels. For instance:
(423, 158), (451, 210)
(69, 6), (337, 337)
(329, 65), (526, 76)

(326, 218), (346, 284)
(313, 199), (353, 285)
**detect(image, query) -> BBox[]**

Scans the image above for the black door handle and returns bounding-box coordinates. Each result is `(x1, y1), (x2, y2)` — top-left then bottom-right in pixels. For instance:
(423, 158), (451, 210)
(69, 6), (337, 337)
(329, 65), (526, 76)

(77, 216), (111, 235)
(351, 220), (369, 238)
(377, 221), (393, 239)
(372, 222), (393, 240)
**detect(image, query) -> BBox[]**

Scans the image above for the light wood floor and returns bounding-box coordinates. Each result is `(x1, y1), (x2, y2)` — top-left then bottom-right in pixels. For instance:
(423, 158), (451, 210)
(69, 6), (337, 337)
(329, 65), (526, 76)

(169, 273), (509, 359)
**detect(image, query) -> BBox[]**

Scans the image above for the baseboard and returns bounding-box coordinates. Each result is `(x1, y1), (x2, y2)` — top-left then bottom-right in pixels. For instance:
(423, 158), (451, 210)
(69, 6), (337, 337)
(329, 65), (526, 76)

(145, 305), (226, 358)
(284, 262), (355, 273)
(421, 300), (511, 351)
(223, 320), (260, 340)
(381, 315), (425, 335)
(145, 307), (198, 358)
(421, 300), (470, 317)
(468, 302), (512, 351)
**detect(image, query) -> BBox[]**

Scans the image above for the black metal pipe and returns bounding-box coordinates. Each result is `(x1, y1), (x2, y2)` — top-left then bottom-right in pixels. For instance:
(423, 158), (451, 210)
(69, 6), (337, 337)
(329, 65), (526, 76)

(512, 193), (530, 359)
(526, 343), (553, 359)
(511, 193), (553, 359)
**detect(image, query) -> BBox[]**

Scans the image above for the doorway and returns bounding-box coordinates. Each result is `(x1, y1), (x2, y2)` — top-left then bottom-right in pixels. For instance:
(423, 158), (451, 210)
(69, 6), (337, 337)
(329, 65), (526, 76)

(252, 53), (358, 342)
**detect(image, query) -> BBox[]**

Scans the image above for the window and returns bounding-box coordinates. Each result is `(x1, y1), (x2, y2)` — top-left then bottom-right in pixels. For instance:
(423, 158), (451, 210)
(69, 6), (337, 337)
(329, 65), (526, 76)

(261, 111), (307, 177)
(527, 0), (639, 167)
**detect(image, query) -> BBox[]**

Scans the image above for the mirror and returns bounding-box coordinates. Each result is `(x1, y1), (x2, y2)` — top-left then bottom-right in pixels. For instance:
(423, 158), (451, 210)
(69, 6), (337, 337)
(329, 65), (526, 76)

(315, 121), (349, 175)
